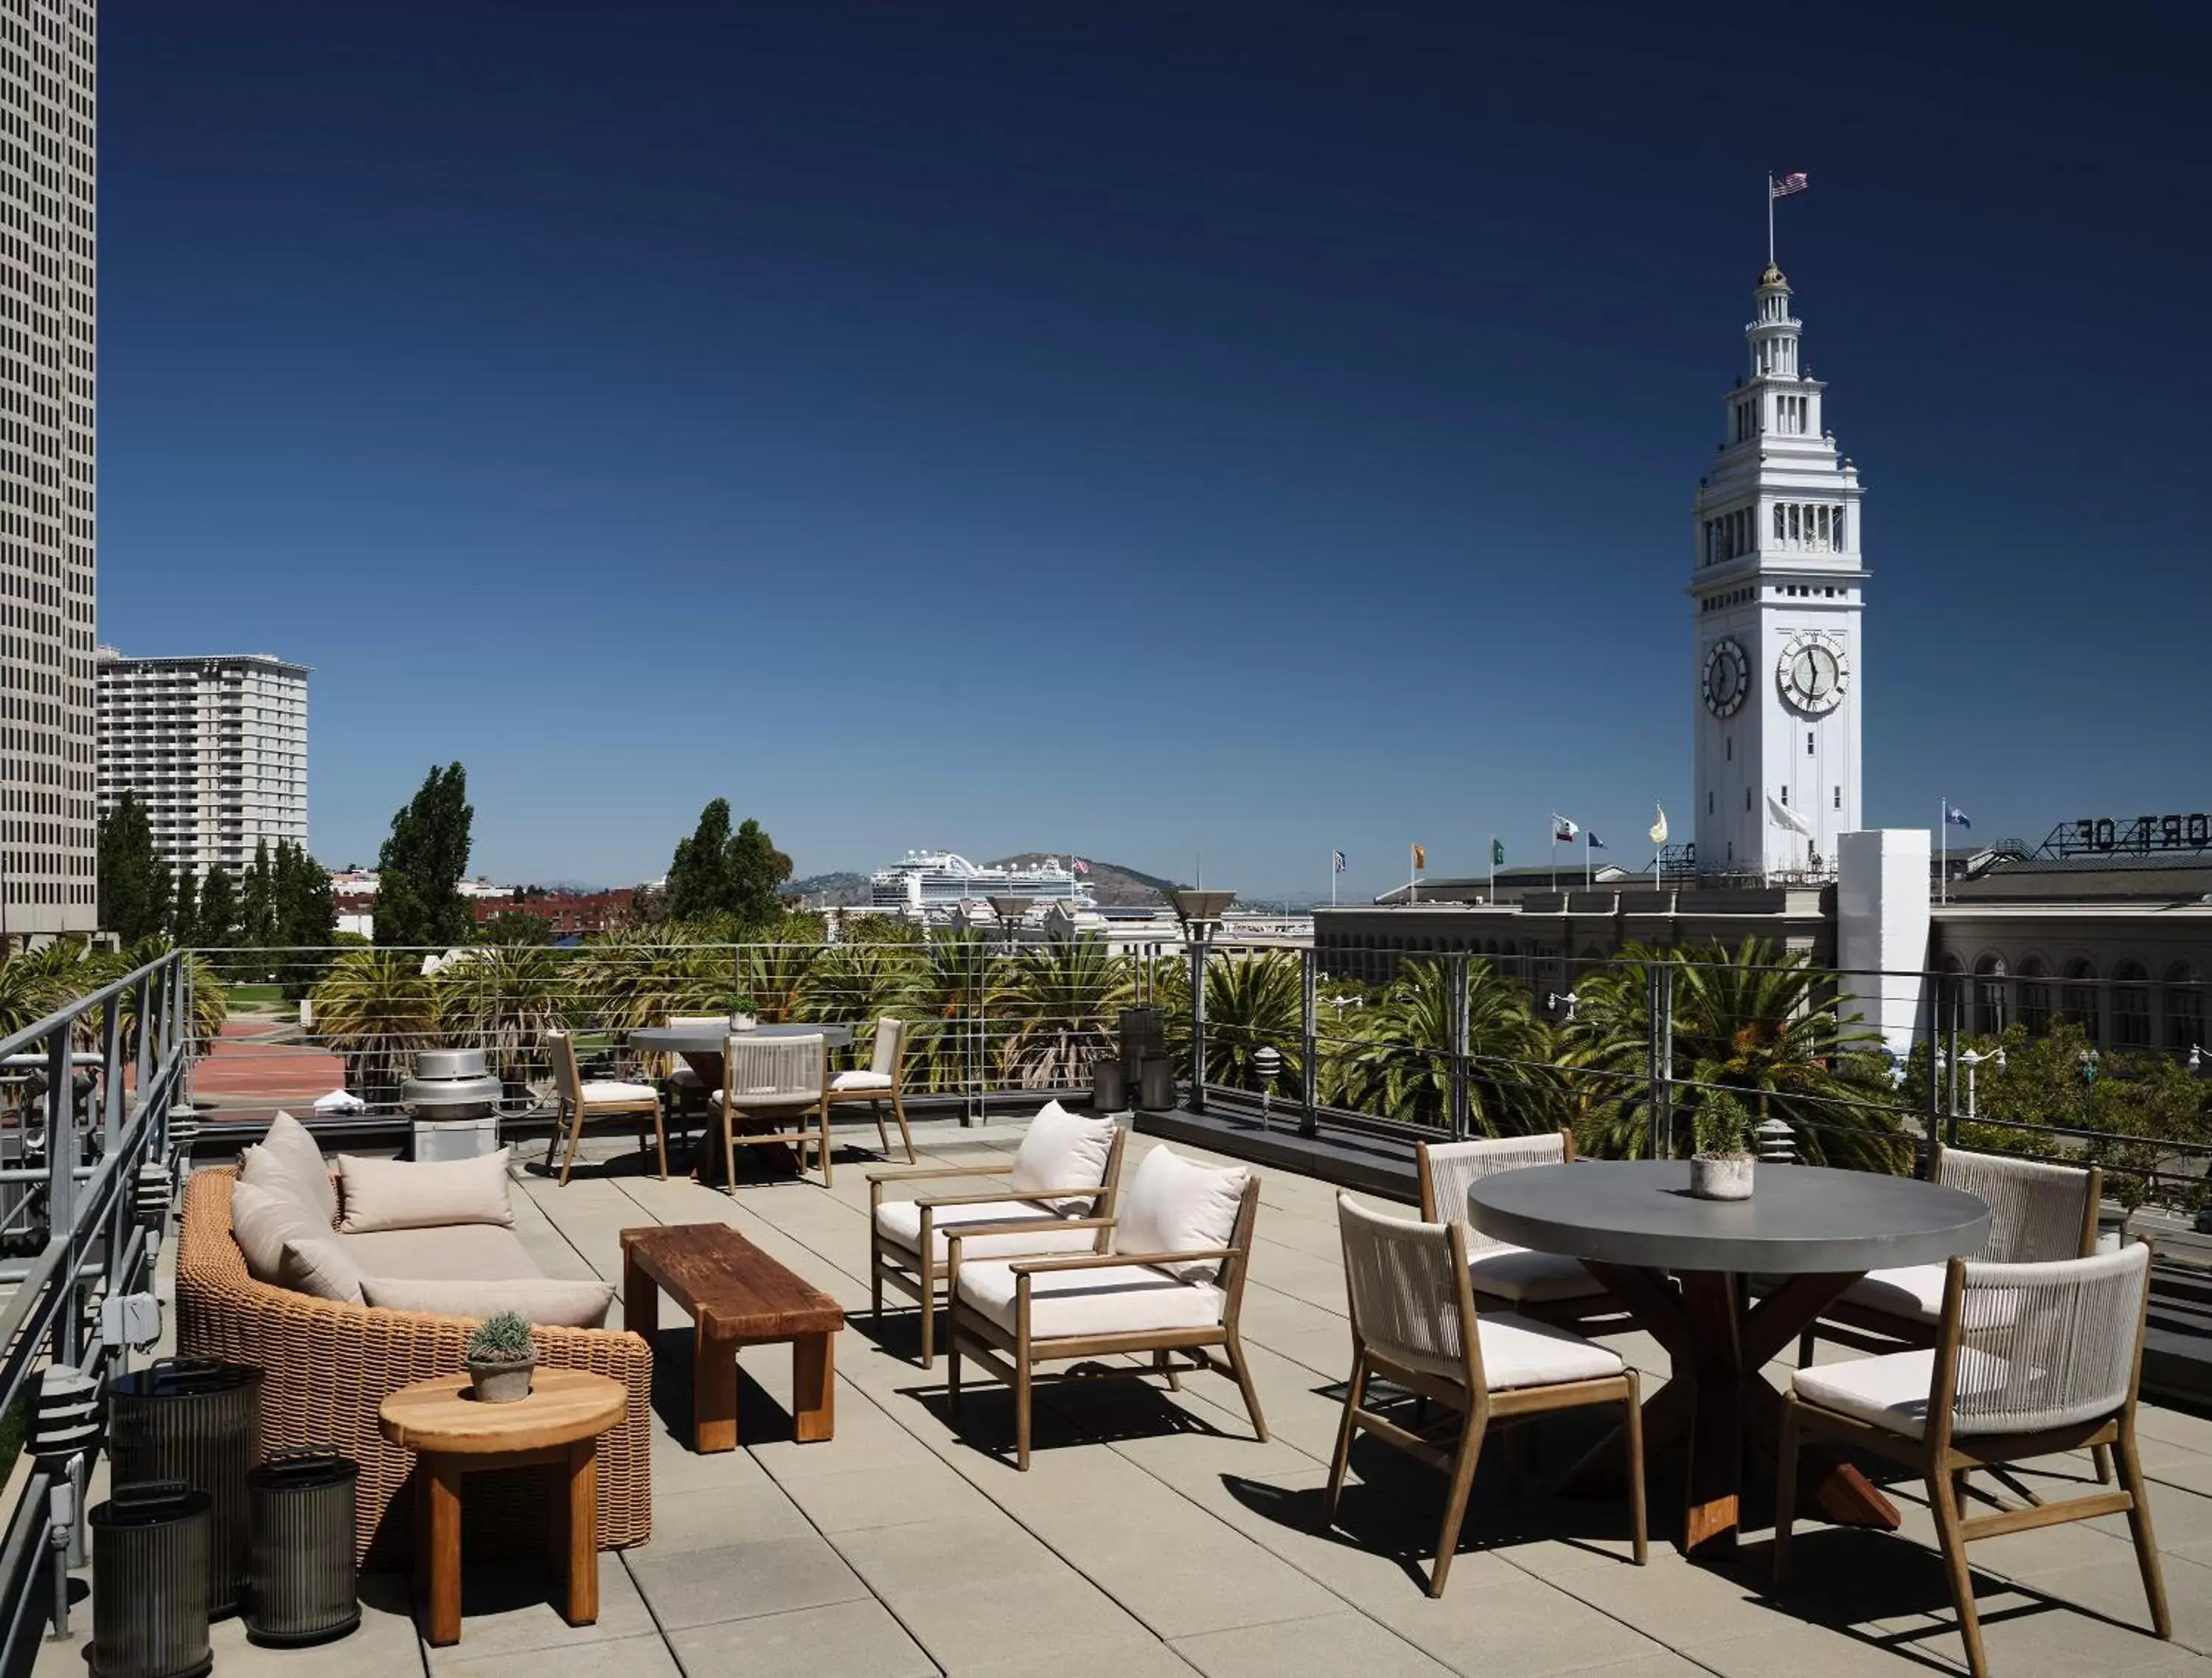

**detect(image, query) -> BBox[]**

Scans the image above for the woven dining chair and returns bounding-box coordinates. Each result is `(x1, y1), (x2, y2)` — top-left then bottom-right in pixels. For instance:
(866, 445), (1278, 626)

(1416, 1130), (1612, 1328)
(714, 1032), (830, 1187)
(1776, 1243), (2166, 1678)
(824, 1016), (915, 1163)
(1329, 1194), (1645, 1596)
(545, 1028), (668, 1186)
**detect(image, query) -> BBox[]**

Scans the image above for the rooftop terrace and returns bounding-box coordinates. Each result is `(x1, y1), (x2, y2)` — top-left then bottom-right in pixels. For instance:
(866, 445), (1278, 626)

(41, 1112), (2212, 1678)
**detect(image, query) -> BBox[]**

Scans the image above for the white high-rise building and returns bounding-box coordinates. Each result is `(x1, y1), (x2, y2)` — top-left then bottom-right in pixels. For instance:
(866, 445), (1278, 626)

(1, 2), (99, 936)
(1691, 261), (1867, 879)
(95, 650), (310, 884)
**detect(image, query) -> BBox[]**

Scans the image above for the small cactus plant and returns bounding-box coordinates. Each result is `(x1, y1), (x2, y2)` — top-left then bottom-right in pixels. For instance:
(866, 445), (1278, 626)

(465, 1310), (535, 1364)
(1694, 1090), (1753, 1160)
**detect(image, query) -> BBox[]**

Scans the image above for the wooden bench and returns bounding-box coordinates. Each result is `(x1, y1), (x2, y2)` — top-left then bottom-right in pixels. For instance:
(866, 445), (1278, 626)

(619, 1222), (846, 1451)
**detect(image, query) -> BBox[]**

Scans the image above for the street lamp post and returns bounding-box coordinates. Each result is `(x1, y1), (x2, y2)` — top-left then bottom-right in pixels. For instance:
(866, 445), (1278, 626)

(1935, 1044), (2007, 1119)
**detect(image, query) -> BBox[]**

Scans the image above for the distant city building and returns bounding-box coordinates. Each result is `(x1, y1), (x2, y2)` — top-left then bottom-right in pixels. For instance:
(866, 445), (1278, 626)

(95, 649), (310, 883)
(472, 890), (634, 939)
(4, 4), (100, 936)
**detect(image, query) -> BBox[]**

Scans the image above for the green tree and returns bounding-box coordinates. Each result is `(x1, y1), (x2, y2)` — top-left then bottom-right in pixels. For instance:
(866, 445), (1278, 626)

(240, 838), (276, 950)
(271, 841), (338, 997)
(96, 792), (171, 944)
(375, 763), (474, 948)
(195, 864), (240, 949)
(477, 911), (556, 947)
(169, 868), (198, 948)
(664, 798), (793, 927)
(1323, 956), (1555, 1132)
(309, 947), (442, 1105)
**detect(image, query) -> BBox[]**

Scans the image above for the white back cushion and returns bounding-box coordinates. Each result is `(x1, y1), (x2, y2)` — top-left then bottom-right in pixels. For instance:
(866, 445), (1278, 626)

(238, 1111), (337, 1226)
(229, 1179), (333, 1281)
(1007, 1101), (1116, 1209)
(337, 1149), (515, 1233)
(1117, 1146), (1249, 1282)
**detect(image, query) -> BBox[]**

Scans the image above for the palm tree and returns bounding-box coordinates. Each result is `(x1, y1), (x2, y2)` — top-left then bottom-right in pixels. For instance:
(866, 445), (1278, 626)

(310, 949), (442, 1108)
(993, 939), (1133, 1090)
(906, 929), (999, 1096)
(800, 941), (929, 1073)
(574, 929), (742, 1033)
(435, 945), (569, 1098)
(1560, 939), (1910, 1172)
(1156, 949), (1305, 1098)
(1324, 956), (1554, 1132)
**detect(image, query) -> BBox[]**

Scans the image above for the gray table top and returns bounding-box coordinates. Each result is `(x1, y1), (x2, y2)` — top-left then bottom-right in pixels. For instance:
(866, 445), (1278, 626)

(1469, 1160), (1990, 1276)
(629, 1022), (855, 1052)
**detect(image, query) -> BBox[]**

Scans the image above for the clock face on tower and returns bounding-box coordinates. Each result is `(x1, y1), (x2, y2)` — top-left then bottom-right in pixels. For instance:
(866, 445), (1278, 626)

(1778, 630), (1849, 715)
(1702, 637), (1749, 718)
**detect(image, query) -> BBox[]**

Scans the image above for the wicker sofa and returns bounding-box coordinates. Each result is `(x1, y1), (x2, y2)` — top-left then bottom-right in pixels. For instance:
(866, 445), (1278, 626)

(177, 1166), (653, 1567)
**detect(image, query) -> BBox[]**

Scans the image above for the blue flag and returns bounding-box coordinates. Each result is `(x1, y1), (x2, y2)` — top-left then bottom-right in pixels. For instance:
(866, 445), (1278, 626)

(1944, 805), (1972, 829)
(1587, 832), (1607, 849)
(1332, 849), (1346, 872)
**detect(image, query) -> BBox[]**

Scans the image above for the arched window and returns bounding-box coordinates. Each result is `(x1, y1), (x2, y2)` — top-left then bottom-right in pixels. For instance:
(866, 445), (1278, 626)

(1934, 955), (1967, 1033)
(1973, 955), (2008, 1037)
(2017, 957), (2053, 1036)
(2062, 958), (2100, 1042)
(2113, 961), (2152, 1051)
(2165, 962), (2205, 1053)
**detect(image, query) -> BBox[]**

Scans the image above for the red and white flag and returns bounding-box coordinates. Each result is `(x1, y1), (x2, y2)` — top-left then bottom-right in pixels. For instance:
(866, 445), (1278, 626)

(1771, 171), (1809, 199)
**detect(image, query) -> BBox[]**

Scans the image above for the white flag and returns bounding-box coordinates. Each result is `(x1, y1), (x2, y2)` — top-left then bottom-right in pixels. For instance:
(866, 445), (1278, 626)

(1766, 793), (1813, 838)
(1648, 804), (1668, 846)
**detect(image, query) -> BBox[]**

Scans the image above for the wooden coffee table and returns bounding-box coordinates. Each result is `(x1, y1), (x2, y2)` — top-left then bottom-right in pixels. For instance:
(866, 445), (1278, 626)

(378, 1368), (626, 1647)
(621, 1222), (846, 1451)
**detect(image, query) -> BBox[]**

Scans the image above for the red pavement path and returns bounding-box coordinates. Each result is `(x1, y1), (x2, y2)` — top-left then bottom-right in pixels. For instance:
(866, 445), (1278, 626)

(192, 1018), (347, 1103)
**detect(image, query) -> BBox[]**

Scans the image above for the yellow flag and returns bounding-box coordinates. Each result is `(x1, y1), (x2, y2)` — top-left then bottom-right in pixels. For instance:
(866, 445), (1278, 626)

(1413, 843), (1427, 871)
(1649, 805), (1669, 846)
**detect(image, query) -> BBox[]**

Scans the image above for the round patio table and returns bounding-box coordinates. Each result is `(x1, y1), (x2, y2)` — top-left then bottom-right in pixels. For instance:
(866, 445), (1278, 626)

(1471, 1159), (1989, 1559)
(628, 1023), (855, 1181)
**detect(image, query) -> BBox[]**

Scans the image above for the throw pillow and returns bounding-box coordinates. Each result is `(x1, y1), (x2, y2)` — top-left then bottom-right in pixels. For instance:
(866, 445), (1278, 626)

(1116, 1146), (1251, 1282)
(1006, 1101), (1116, 1211)
(360, 1276), (616, 1330)
(279, 1235), (366, 1305)
(237, 1110), (338, 1226)
(228, 1179), (333, 1281)
(337, 1149), (515, 1233)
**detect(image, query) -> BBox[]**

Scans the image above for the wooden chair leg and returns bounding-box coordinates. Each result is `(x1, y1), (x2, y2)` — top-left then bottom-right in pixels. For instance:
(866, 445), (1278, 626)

(1153, 1347), (1181, 1392)
(1622, 1369), (1647, 1566)
(1428, 1415), (1485, 1597)
(1773, 1390), (1800, 1584)
(1223, 1329), (1269, 1443)
(869, 1240), (884, 1320)
(2093, 1442), (2114, 1486)
(1324, 1354), (1366, 1524)
(558, 1108), (585, 1186)
(721, 1107), (737, 1197)
(1928, 1467), (1989, 1678)
(1795, 1326), (1817, 1368)
(890, 1090), (916, 1163)
(819, 1100), (833, 1188)
(919, 1275), (936, 1367)
(1015, 1351), (1033, 1470)
(543, 1107), (565, 1172)
(871, 1099), (892, 1155)
(946, 1311), (963, 1411)
(2112, 1423), (2172, 1640)
(650, 1108), (669, 1181)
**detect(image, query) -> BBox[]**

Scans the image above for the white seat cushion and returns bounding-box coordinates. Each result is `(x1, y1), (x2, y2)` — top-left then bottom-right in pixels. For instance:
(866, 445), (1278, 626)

(1792, 1346), (2030, 1438)
(339, 1224), (544, 1283)
(956, 1258), (1225, 1340)
(1467, 1244), (1607, 1304)
(1837, 1264), (1945, 1324)
(711, 1089), (819, 1109)
(1116, 1146), (1248, 1281)
(830, 1069), (894, 1091)
(875, 1197), (1103, 1261)
(581, 1081), (658, 1104)
(1478, 1312), (1625, 1390)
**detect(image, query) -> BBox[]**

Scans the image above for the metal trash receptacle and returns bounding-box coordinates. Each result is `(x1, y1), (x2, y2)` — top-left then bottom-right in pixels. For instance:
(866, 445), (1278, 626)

(1091, 1057), (1127, 1113)
(1118, 1008), (1165, 1085)
(88, 1482), (212, 1678)
(108, 1359), (262, 1617)
(244, 1450), (360, 1647)
(1138, 1054), (1178, 1111)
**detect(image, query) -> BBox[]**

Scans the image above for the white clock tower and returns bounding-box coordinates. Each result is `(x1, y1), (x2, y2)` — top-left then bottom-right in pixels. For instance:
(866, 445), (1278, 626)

(1691, 262), (1866, 879)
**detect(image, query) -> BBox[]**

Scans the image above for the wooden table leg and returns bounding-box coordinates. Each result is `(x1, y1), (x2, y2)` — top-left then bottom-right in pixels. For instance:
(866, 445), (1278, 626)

(424, 1455), (463, 1647)
(1679, 1271), (1745, 1557)
(793, 1331), (835, 1442)
(695, 1323), (738, 1452)
(561, 1440), (599, 1626)
(623, 1247), (658, 1340)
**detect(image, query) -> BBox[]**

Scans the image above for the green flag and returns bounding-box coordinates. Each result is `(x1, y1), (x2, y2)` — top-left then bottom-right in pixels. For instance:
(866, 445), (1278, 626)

(1491, 838), (1506, 867)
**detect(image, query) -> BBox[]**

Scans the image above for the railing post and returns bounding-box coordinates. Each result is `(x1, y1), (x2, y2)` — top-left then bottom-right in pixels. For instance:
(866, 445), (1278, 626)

(1944, 984), (1961, 1152)
(1920, 972), (1941, 1179)
(45, 1021), (76, 1368)
(1449, 953), (1470, 1141)
(1650, 960), (1676, 1160)
(1186, 929), (1208, 1114)
(1298, 945), (1318, 1139)
(132, 972), (151, 1125)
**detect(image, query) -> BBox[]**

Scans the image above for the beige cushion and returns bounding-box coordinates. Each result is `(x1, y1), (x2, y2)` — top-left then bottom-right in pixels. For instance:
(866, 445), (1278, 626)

(581, 1081), (658, 1105)
(339, 1224), (544, 1282)
(1468, 1244), (1607, 1305)
(669, 1066), (705, 1088)
(279, 1235), (366, 1304)
(830, 1069), (894, 1092)
(1006, 1101), (1116, 1210)
(1117, 1146), (1248, 1281)
(1793, 1347), (2024, 1438)
(710, 1090), (818, 1109)
(238, 1111), (338, 1226)
(360, 1275), (614, 1329)
(337, 1149), (514, 1233)
(1478, 1312), (1624, 1390)
(956, 1257), (1224, 1340)
(229, 1179), (334, 1281)
(874, 1197), (1102, 1261)
(1837, 1264), (1944, 1324)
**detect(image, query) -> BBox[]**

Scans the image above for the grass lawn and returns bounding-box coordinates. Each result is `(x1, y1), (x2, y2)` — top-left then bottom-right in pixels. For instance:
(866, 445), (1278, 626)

(224, 984), (283, 1003)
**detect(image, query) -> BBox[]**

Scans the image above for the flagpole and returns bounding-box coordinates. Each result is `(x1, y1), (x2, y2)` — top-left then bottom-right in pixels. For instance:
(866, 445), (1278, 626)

(1488, 836), (1495, 906)
(1939, 799), (1947, 907)
(1550, 824), (1557, 894)
(1329, 852), (1336, 909)
(1584, 832), (1592, 891)
(1767, 172), (1775, 265)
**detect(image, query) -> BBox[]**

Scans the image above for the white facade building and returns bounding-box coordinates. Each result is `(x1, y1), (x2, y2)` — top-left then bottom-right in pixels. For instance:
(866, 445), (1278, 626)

(96, 649), (310, 883)
(1691, 262), (1867, 880)
(1, 4), (100, 936)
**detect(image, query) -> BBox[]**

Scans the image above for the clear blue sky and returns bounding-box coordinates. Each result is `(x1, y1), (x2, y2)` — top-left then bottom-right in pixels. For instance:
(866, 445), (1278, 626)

(99, 3), (2211, 898)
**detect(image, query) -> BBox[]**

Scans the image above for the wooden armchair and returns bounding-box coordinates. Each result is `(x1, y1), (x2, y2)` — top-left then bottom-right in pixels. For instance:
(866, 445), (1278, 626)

(714, 1032), (830, 1186)
(546, 1028), (667, 1186)
(1416, 1129), (1613, 1328)
(827, 1016), (915, 1163)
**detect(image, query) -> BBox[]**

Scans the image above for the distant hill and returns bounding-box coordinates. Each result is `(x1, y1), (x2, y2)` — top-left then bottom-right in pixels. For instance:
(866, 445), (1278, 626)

(784, 857), (1186, 910)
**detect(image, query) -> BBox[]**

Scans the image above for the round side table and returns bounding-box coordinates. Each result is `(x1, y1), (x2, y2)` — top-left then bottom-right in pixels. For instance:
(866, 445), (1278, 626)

(378, 1368), (626, 1646)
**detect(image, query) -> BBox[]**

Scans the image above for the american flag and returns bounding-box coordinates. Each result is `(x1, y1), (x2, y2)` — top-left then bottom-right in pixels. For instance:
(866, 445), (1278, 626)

(1071, 857), (1090, 874)
(1771, 171), (1809, 199)
(1332, 849), (1346, 873)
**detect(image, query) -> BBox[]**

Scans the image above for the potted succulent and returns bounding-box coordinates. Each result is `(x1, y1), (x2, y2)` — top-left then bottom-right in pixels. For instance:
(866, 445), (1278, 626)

(1689, 1090), (1756, 1201)
(462, 1311), (538, 1404)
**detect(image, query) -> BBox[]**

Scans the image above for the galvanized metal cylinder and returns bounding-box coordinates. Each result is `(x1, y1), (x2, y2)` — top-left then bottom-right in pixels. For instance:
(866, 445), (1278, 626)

(107, 1359), (262, 1617)
(1091, 1056), (1127, 1113)
(1138, 1054), (1177, 1112)
(1119, 1008), (1164, 1085)
(88, 1483), (212, 1678)
(243, 1452), (360, 1647)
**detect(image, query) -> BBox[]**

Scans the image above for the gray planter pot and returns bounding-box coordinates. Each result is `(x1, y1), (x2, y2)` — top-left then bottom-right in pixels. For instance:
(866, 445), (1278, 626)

(465, 1355), (537, 1404)
(1689, 1154), (1756, 1201)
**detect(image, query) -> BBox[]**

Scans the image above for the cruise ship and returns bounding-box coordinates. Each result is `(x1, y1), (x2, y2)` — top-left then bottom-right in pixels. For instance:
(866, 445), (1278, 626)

(869, 851), (1096, 915)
